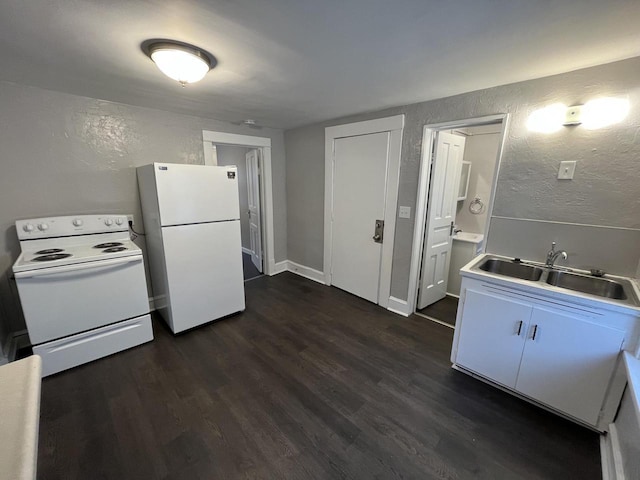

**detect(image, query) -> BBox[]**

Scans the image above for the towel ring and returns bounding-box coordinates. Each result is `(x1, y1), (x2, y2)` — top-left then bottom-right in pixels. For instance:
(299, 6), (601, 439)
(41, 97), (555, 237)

(469, 197), (485, 215)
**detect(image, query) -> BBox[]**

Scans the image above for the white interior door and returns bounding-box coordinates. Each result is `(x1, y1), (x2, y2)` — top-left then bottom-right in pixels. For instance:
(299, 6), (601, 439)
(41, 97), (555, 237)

(418, 132), (466, 309)
(246, 149), (263, 273)
(330, 132), (389, 303)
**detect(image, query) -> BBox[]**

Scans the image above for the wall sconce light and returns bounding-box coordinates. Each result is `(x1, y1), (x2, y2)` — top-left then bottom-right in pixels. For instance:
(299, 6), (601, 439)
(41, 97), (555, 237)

(580, 98), (630, 129)
(527, 97), (630, 133)
(526, 103), (566, 133)
(142, 40), (217, 86)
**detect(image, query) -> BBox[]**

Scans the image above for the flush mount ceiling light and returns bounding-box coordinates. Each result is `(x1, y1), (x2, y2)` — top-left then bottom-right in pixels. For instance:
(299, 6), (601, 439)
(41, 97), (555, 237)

(142, 40), (216, 85)
(527, 97), (630, 133)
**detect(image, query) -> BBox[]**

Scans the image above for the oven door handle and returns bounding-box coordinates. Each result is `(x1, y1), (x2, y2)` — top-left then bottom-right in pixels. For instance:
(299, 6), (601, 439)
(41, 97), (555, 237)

(14, 256), (143, 279)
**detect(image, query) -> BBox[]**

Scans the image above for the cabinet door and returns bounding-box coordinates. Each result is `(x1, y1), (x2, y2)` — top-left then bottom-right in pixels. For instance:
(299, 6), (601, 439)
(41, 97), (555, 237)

(456, 289), (531, 388)
(515, 307), (624, 426)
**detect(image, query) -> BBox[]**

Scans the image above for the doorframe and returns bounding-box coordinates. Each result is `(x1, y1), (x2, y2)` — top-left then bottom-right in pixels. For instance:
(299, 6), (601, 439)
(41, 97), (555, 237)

(324, 114), (404, 308)
(407, 114), (510, 314)
(202, 131), (275, 275)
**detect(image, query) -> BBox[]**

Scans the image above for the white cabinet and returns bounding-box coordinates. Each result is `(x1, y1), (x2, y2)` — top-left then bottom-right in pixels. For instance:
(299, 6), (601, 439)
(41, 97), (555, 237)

(515, 307), (624, 426)
(454, 285), (626, 428)
(456, 289), (531, 388)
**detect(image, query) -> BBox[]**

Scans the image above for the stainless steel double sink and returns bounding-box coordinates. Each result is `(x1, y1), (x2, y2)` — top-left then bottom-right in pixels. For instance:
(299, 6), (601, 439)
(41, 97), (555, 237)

(476, 258), (638, 306)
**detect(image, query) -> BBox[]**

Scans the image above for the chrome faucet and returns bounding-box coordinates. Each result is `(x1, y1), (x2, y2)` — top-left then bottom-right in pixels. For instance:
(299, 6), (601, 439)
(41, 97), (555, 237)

(546, 242), (568, 267)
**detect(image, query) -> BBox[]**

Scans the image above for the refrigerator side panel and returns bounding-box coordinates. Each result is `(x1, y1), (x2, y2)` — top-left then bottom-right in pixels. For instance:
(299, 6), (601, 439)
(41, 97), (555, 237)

(136, 164), (174, 330)
(162, 221), (245, 333)
(154, 163), (241, 226)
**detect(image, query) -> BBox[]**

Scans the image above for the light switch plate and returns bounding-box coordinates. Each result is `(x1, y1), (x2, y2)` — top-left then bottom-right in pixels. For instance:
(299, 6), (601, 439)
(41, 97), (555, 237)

(399, 206), (411, 219)
(557, 160), (576, 180)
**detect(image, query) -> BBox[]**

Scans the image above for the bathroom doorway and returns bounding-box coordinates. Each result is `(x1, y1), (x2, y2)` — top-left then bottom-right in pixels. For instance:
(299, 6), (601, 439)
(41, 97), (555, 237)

(410, 116), (508, 327)
(213, 144), (265, 282)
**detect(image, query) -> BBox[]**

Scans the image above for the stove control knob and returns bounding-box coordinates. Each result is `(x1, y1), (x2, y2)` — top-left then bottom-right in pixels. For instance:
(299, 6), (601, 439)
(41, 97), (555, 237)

(73, 218), (83, 227)
(115, 217), (124, 226)
(23, 223), (35, 232)
(38, 223), (49, 231)
(105, 218), (113, 226)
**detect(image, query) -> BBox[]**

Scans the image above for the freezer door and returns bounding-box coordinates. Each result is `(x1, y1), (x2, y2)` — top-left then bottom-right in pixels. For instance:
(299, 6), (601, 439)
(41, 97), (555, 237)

(162, 221), (245, 333)
(155, 163), (240, 225)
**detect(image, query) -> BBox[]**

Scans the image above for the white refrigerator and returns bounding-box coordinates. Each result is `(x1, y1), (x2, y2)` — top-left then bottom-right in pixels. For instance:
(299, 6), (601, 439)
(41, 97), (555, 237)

(137, 163), (245, 333)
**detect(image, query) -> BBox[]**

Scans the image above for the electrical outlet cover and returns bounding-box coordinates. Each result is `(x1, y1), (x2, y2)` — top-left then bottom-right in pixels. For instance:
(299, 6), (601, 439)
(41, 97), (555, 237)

(398, 206), (411, 219)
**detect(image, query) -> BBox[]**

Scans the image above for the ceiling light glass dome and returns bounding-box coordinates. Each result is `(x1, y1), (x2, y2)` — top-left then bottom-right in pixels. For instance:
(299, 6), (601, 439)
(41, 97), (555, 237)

(148, 42), (213, 85)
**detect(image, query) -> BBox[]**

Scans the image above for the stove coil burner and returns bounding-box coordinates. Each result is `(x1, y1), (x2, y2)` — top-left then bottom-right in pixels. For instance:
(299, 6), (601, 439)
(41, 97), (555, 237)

(103, 247), (128, 253)
(93, 242), (124, 249)
(33, 253), (72, 262)
(35, 248), (64, 255)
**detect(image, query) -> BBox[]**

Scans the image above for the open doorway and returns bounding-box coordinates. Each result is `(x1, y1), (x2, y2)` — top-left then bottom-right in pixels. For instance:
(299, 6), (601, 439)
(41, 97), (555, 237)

(214, 145), (264, 281)
(409, 115), (509, 327)
(202, 130), (276, 282)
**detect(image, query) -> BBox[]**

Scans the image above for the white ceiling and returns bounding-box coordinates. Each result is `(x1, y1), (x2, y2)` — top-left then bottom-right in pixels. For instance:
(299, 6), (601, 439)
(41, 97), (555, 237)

(1, 1), (639, 130)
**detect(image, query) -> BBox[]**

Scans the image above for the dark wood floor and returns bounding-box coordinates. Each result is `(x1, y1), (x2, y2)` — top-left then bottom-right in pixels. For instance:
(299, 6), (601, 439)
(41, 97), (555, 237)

(242, 252), (263, 281)
(38, 273), (601, 479)
(418, 295), (459, 327)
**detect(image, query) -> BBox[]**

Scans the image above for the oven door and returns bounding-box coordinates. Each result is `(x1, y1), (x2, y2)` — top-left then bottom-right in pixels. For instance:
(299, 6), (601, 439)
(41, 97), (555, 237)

(14, 256), (149, 345)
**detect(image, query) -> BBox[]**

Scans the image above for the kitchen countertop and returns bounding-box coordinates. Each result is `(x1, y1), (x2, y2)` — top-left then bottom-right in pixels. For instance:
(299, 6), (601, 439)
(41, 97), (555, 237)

(0, 355), (42, 480)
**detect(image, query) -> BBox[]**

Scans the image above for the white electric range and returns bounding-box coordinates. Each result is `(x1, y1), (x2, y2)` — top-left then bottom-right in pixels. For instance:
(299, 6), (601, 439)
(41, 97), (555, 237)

(12, 214), (153, 377)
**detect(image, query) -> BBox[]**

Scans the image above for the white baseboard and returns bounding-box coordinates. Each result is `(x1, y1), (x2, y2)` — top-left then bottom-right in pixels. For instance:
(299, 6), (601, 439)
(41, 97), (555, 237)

(241, 247), (252, 255)
(148, 296), (156, 312)
(387, 296), (411, 317)
(286, 261), (326, 284)
(271, 260), (288, 275)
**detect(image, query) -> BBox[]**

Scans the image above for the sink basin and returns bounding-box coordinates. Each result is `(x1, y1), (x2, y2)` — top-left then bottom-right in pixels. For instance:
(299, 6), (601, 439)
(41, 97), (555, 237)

(471, 255), (639, 307)
(478, 259), (544, 281)
(546, 271), (628, 300)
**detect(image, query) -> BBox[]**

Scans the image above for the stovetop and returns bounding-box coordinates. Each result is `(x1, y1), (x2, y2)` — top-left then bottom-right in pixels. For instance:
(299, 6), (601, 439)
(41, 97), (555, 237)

(14, 236), (142, 273)
(13, 215), (142, 273)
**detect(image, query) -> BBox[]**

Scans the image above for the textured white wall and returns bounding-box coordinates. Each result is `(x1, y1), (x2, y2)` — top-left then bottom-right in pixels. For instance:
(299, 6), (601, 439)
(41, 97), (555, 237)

(285, 56), (640, 300)
(0, 81), (287, 338)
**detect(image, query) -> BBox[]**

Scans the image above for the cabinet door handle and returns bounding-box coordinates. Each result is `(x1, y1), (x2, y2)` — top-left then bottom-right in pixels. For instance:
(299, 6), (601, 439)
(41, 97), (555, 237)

(531, 324), (538, 340)
(516, 320), (523, 336)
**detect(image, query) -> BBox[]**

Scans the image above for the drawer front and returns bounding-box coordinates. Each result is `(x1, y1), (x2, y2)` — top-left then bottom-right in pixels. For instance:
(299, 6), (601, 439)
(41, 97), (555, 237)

(34, 314), (153, 377)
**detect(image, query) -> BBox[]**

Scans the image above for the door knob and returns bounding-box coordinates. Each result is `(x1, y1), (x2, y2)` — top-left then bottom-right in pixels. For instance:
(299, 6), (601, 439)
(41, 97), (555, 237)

(373, 234), (381, 241)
